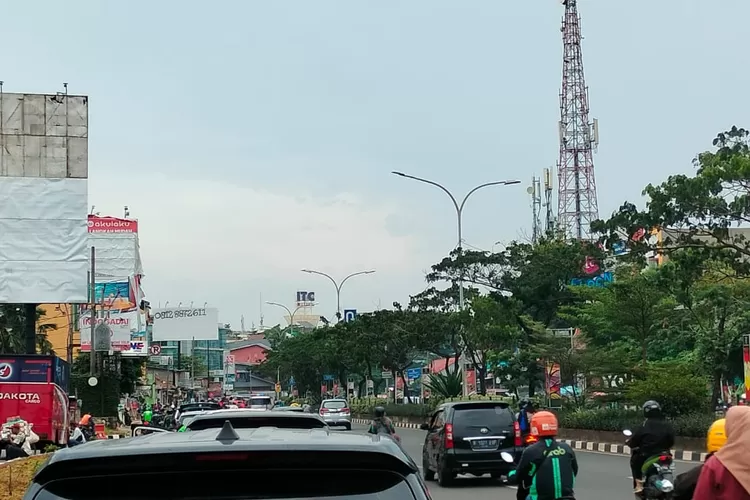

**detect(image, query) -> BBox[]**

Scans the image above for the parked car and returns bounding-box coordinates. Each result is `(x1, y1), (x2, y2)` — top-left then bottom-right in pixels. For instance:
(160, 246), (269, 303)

(319, 399), (352, 430)
(26, 422), (431, 499)
(420, 401), (523, 486)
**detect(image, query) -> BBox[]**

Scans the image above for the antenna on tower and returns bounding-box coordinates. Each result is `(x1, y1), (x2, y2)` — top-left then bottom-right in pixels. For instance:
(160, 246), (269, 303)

(543, 167), (555, 234)
(259, 293), (264, 328)
(557, 0), (600, 241)
(528, 178), (542, 245)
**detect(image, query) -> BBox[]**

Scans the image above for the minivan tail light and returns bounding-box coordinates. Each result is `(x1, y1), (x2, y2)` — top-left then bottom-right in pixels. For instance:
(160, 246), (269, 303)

(340, 408), (350, 414)
(445, 423), (454, 449)
(514, 422), (522, 446)
(320, 408), (329, 414)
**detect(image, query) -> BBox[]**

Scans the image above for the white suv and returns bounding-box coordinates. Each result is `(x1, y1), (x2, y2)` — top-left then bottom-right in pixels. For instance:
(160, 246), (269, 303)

(319, 399), (351, 430)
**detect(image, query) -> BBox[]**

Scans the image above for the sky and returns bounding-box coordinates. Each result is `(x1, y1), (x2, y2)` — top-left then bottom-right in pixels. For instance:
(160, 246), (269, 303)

(4, 0), (750, 328)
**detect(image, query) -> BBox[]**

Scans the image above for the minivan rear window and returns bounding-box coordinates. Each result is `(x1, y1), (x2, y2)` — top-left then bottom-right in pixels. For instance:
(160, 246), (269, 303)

(323, 400), (347, 409)
(250, 397), (272, 406)
(452, 405), (515, 432)
(33, 469), (417, 499)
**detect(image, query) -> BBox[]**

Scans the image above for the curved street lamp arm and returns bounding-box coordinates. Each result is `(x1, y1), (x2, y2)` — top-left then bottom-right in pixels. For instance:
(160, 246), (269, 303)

(266, 301), (293, 319)
(459, 181), (516, 213)
(391, 172), (460, 214)
(301, 269), (339, 291)
(339, 270), (376, 291)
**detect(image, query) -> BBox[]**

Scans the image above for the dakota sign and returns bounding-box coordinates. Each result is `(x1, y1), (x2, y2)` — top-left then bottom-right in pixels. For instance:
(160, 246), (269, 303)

(0, 392), (41, 403)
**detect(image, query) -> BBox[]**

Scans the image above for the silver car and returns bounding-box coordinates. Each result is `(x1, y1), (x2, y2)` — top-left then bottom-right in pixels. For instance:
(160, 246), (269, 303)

(319, 399), (351, 430)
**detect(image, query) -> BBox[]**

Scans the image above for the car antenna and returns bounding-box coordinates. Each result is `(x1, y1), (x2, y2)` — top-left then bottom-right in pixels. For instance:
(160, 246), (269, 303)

(216, 420), (240, 442)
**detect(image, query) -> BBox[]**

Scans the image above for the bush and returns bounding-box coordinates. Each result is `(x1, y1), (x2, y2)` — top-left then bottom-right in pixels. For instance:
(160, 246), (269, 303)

(557, 407), (714, 438)
(625, 362), (710, 417)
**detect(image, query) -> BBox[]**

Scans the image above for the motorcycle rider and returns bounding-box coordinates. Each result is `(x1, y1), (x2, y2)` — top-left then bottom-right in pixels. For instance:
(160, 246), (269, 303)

(627, 400), (675, 494)
(673, 416), (726, 500)
(510, 410), (578, 500)
(368, 406), (396, 437)
(517, 399), (536, 437)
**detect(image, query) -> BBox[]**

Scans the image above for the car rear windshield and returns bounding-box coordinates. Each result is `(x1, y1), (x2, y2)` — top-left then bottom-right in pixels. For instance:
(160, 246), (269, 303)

(32, 469), (417, 499)
(323, 400), (347, 409)
(187, 417), (326, 430)
(452, 404), (515, 432)
(250, 397), (272, 406)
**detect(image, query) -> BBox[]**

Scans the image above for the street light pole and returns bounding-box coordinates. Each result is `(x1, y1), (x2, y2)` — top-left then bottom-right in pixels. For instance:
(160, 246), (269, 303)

(266, 302), (306, 334)
(392, 172), (520, 397)
(391, 171), (520, 310)
(300, 269), (375, 321)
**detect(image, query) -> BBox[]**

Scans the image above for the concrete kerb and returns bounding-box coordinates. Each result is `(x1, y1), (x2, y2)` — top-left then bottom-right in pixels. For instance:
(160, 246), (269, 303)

(351, 418), (707, 462)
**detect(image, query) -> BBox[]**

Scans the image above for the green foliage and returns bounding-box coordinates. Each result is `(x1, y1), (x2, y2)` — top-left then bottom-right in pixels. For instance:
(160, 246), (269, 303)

(71, 354), (143, 415)
(0, 305), (58, 355)
(42, 444), (59, 454)
(425, 370), (463, 398)
(625, 361), (709, 417)
(557, 408), (714, 438)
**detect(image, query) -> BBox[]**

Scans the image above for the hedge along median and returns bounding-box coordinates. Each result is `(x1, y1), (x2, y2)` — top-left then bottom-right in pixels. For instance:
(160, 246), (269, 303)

(0, 454), (49, 500)
(349, 399), (715, 448)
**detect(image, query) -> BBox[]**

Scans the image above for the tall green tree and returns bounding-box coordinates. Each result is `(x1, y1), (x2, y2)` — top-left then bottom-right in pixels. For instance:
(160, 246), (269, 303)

(594, 126), (750, 273)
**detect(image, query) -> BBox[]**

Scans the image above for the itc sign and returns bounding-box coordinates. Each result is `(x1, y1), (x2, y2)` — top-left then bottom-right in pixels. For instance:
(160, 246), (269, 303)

(296, 291), (315, 306)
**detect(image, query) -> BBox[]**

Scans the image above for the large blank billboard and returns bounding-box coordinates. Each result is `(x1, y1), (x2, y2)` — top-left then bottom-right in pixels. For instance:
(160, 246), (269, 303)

(151, 307), (219, 341)
(0, 92), (88, 303)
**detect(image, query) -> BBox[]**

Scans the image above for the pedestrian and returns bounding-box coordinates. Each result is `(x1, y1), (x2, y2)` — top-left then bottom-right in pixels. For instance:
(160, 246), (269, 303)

(693, 405), (750, 499)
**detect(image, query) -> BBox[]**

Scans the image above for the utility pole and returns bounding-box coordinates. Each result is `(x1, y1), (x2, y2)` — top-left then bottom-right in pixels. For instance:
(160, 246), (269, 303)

(89, 246), (96, 376)
(557, 0), (600, 241)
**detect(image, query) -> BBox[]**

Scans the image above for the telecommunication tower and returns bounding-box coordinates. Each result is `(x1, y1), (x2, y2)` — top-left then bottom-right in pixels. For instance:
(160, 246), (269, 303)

(557, 0), (600, 240)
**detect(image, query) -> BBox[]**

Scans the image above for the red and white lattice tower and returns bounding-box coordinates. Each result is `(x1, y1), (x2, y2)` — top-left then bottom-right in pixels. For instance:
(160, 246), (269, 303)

(557, 0), (599, 240)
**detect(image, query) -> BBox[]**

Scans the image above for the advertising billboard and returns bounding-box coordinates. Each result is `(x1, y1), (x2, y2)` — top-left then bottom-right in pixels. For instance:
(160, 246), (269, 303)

(0, 355), (68, 388)
(88, 215), (138, 234)
(121, 325), (149, 357)
(79, 311), (138, 352)
(0, 92), (89, 303)
(94, 280), (136, 311)
(151, 307), (219, 341)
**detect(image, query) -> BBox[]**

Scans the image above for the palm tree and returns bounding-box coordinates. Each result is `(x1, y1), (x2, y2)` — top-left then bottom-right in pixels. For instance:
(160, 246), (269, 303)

(0, 305), (58, 355)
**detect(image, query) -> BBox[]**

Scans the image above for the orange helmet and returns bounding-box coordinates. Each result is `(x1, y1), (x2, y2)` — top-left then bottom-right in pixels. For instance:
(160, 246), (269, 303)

(530, 410), (558, 437)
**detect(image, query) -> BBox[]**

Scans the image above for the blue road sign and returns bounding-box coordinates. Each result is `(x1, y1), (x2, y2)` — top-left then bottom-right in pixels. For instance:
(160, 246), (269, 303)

(323, 374), (335, 381)
(343, 309), (357, 322)
(406, 367), (422, 380)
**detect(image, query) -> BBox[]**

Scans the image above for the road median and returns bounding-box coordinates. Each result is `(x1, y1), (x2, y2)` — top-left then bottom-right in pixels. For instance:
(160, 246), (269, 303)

(351, 418), (707, 462)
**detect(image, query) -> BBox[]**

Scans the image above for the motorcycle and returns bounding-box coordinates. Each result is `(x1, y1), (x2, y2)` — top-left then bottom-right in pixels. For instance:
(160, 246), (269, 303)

(623, 430), (675, 499)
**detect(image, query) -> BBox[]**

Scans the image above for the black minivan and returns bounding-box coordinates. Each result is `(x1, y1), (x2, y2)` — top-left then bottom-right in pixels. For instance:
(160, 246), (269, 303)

(420, 401), (523, 486)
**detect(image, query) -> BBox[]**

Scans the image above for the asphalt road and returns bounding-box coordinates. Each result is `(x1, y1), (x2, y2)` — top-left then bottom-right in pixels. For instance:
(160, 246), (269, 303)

(350, 423), (692, 500)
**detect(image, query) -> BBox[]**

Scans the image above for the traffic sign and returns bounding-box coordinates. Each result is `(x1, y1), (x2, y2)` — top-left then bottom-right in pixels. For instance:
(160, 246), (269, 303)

(149, 344), (162, 355)
(406, 367), (422, 380)
(343, 309), (357, 322)
(323, 374), (335, 381)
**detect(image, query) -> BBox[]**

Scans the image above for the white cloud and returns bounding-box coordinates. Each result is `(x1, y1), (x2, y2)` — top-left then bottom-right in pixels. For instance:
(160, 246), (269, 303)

(89, 171), (426, 324)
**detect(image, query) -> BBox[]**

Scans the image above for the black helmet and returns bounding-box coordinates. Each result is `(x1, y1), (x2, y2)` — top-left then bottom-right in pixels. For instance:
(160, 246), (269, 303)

(643, 400), (662, 418)
(374, 406), (385, 418)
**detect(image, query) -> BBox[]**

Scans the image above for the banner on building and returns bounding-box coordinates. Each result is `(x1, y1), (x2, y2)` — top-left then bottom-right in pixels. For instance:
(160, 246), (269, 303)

(151, 307), (219, 341)
(79, 311), (138, 352)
